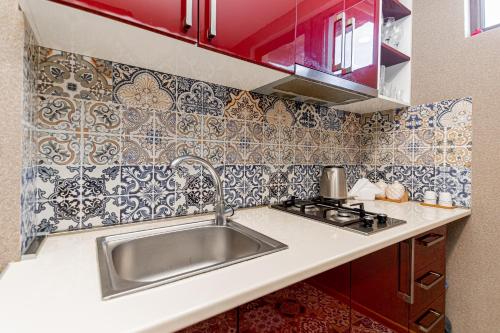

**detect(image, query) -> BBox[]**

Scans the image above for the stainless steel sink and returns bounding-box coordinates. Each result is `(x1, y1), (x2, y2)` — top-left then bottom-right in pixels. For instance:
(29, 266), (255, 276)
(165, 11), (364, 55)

(97, 219), (288, 299)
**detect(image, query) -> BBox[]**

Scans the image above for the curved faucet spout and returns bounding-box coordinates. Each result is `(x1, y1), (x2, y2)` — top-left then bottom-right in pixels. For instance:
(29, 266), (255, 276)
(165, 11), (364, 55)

(170, 156), (226, 226)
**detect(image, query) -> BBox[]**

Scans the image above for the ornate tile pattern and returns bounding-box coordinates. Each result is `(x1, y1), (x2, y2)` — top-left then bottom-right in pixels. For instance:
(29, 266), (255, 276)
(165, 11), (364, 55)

(359, 97), (472, 207)
(38, 47), (112, 101)
(26, 45), (474, 238)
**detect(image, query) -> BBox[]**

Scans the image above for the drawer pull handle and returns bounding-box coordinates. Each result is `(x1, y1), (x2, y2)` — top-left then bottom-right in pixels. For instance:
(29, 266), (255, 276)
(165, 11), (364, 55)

(184, 0), (193, 29)
(416, 271), (444, 290)
(417, 233), (445, 247)
(416, 309), (444, 333)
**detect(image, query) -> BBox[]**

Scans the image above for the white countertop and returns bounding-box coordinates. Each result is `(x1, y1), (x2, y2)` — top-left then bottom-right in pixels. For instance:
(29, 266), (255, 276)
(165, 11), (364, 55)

(0, 201), (470, 333)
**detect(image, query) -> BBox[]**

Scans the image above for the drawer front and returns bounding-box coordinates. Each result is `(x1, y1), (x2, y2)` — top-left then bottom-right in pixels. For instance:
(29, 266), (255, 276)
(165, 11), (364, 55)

(414, 226), (447, 272)
(410, 294), (445, 333)
(411, 257), (446, 318)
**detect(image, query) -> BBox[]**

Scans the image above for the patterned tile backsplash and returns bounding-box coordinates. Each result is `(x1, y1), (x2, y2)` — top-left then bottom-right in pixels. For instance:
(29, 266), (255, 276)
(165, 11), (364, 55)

(19, 42), (472, 251)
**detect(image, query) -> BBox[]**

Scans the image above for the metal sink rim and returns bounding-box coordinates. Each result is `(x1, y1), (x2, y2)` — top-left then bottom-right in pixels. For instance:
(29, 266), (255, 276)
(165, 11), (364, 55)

(97, 219), (288, 300)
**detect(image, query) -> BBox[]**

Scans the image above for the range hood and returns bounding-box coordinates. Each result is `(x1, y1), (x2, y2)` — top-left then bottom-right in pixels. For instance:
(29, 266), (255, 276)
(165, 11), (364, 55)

(253, 64), (378, 106)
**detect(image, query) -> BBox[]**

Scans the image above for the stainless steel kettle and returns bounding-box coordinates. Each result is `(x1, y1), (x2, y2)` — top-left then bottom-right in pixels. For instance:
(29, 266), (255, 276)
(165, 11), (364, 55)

(320, 166), (347, 200)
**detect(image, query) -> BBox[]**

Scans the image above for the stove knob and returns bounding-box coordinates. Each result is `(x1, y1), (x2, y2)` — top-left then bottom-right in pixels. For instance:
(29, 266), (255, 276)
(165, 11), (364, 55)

(377, 214), (388, 225)
(362, 216), (374, 228)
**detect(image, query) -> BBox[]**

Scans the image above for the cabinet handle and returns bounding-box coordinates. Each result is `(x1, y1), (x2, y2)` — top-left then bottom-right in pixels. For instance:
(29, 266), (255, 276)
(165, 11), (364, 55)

(332, 13), (345, 72)
(416, 271), (444, 290)
(397, 238), (415, 304)
(343, 17), (355, 74)
(184, 0), (193, 29)
(415, 309), (444, 333)
(417, 233), (445, 247)
(208, 0), (217, 38)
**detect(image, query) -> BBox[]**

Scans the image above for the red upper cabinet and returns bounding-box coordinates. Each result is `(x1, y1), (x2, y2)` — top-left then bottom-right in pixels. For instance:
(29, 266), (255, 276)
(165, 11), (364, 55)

(296, 0), (345, 74)
(342, 0), (378, 88)
(296, 0), (378, 89)
(51, 0), (199, 43)
(198, 0), (296, 73)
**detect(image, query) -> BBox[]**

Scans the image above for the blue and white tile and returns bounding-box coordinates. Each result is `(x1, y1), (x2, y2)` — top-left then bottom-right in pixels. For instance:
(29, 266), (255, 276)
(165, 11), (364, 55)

(224, 165), (245, 188)
(36, 165), (81, 202)
(174, 163), (201, 191)
(393, 166), (413, 185)
(266, 165), (292, 185)
(153, 165), (177, 194)
(177, 78), (226, 116)
(81, 165), (121, 197)
(175, 191), (201, 215)
(35, 199), (81, 233)
(244, 165), (263, 188)
(291, 183), (308, 200)
(118, 195), (154, 223)
(244, 187), (263, 207)
(264, 184), (291, 204)
(377, 165), (394, 183)
(224, 187), (245, 209)
(295, 103), (321, 129)
(153, 192), (176, 219)
(411, 183), (435, 202)
(80, 196), (121, 227)
(320, 106), (342, 131)
(412, 166), (435, 186)
(120, 165), (154, 196)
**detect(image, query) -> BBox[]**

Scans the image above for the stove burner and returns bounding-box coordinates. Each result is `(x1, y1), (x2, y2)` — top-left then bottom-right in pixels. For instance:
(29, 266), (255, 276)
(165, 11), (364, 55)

(271, 196), (406, 235)
(337, 210), (352, 218)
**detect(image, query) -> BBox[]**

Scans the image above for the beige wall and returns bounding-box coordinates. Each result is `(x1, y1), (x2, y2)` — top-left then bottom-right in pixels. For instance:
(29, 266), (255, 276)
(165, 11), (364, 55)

(0, 1), (24, 271)
(412, 1), (500, 332)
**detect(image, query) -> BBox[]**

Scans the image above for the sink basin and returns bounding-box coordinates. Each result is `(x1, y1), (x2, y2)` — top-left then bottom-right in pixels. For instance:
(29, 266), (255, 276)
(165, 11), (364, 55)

(97, 219), (288, 299)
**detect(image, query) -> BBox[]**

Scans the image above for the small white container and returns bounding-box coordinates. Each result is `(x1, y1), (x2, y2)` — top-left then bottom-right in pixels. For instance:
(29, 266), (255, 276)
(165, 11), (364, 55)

(423, 191), (437, 205)
(439, 192), (453, 207)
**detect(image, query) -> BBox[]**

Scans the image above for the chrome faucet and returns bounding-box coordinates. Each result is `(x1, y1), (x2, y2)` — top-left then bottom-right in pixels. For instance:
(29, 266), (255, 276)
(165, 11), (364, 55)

(170, 155), (227, 226)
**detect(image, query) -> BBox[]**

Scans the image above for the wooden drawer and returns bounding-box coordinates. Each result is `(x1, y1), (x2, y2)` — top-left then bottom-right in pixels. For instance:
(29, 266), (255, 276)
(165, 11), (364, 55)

(410, 294), (445, 333)
(411, 256), (446, 318)
(414, 226), (447, 272)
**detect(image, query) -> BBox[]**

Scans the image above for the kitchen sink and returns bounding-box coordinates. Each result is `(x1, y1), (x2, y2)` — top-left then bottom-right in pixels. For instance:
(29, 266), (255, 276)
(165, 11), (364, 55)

(97, 219), (288, 299)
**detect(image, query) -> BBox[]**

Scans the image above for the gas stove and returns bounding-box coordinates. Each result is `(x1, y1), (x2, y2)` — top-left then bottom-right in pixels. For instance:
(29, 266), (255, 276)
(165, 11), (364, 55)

(271, 196), (406, 235)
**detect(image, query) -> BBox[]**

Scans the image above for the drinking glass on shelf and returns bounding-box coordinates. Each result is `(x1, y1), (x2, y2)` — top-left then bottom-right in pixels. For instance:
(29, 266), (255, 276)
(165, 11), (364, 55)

(383, 17), (396, 44)
(380, 65), (386, 94)
(391, 24), (403, 48)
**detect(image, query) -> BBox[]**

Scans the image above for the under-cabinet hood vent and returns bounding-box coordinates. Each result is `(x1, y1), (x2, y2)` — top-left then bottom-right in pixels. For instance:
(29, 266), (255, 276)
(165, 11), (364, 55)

(253, 64), (378, 106)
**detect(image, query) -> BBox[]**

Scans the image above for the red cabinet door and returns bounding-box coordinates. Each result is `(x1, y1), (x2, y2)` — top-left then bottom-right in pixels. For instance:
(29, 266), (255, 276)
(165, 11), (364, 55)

(51, 0), (198, 43)
(296, 0), (345, 74)
(198, 0), (296, 73)
(342, 0), (379, 88)
(351, 243), (410, 332)
(296, 0), (378, 88)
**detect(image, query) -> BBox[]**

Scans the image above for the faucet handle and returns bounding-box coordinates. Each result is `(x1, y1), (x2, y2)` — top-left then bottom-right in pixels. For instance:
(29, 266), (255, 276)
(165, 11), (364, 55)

(224, 204), (235, 218)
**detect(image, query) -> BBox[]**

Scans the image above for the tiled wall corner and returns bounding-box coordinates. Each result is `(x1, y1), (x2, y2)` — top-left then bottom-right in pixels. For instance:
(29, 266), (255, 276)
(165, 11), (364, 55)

(357, 98), (472, 207)
(20, 19), (39, 253)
